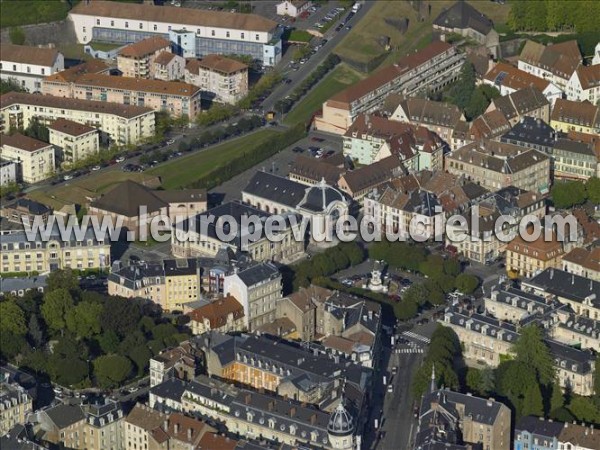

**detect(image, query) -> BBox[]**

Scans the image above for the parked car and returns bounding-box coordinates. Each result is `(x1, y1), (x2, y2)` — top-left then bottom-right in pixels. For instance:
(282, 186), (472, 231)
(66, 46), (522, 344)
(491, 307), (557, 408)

(91, 165), (101, 171)
(311, 136), (325, 142)
(116, 156), (125, 163)
(166, 138), (175, 145)
(63, 174), (73, 181)
(292, 146), (304, 153)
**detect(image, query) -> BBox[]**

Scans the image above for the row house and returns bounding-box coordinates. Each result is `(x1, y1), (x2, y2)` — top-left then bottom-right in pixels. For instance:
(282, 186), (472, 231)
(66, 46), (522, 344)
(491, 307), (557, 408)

(486, 86), (551, 126)
(518, 40), (582, 91)
(516, 416), (600, 450)
(551, 98), (600, 135)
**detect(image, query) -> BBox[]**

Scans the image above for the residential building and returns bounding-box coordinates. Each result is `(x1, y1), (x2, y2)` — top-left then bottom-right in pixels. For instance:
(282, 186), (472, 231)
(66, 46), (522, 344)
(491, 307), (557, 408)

(0, 159), (17, 186)
(242, 171), (349, 245)
(180, 374), (362, 450)
(315, 42), (464, 134)
(0, 198), (51, 225)
(36, 404), (86, 447)
(153, 51), (185, 82)
(185, 55), (248, 105)
(288, 154), (345, 187)
(522, 268), (600, 321)
(337, 156), (404, 201)
(594, 43), (600, 65)
(562, 247), (600, 281)
(149, 341), (199, 387)
(187, 295), (246, 334)
(197, 331), (371, 409)
(47, 118), (100, 166)
(484, 284), (564, 324)
(566, 64), (600, 104)
(486, 86), (551, 126)
(483, 62), (563, 105)
(0, 382), (32, 435)
(123, 404), (168, 450)
(553, 137), (599, 180)
(223, 262), (282, 330)
(0, 43), (64, 93)
(364, 187), (443, 242)
(0, 223), (110, 274)
(0, 133), (55, 184)
(38, 59), (110, 98)
(42, 71), (202, 119)
(276, 1), (311, 18)
(172, 201), (305, 263)
(0, 92), (155, 146)
(442, 306), (596, 396)
(68, 1), (282, 66)
(89, 180), (206, 240)
(0, 423), (44, 450)
(506, 231), (566, 279)
(387, 96), (466, 147)
(342, 114), (445, 168)
(108, 258), (203, 312)
(550, 98), (600, 135)
(552, 314), (600, 352)
(117, 36), (172, 78)
(433, 1), (500, 57)
(445, 140), (551, 193)
(274, 285), (327, 342)
(0, 275), (47, 298)
(514, 416), (564, 450)
(518, 40), (582, 90)
(416, 386), (512, 450)
(79, 400), (125, 450)
(469, 109), (511, 140)
(557, 420), (600, 450)
(500, 116), (556, 156)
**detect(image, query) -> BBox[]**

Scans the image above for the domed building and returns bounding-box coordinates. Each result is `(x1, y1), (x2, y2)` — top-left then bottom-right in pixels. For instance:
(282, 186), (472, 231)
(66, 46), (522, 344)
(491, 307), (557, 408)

(242, 171), (350, 246)
(327, 400), (356, 450)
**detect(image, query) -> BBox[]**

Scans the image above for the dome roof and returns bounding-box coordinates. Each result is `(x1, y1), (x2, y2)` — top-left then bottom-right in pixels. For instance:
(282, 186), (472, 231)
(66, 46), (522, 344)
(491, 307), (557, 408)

(327, 401), (354, 436)
(298, 178), (346, 213)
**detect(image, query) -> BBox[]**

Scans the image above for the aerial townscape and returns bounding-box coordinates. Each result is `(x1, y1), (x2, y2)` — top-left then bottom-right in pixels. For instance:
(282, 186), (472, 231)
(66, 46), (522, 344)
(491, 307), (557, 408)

(1, 1), (600, 449)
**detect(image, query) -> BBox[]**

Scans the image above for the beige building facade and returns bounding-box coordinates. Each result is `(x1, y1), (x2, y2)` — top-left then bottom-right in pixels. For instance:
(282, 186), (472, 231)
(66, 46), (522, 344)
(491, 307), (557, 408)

(185, 55), (248, 105)
(48, 118), (100, 166)
(0, 133), (55, 184)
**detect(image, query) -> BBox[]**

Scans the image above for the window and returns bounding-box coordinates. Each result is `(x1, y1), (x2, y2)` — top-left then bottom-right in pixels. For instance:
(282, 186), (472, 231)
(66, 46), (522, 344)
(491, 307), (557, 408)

(96, 19), (100, 25)
(139, 22), (143, 29)
(41, 68), (45, 75)
(110, 20), (114, 26)
(125, 21), (129, 28)
(83, 27), (86, 33)
(241, 32), (245, 39)
(256, 34), (259, 40)
(211, 30), (215, 36)
(226, 31), (230, 38)
(154, 24), (157, 31)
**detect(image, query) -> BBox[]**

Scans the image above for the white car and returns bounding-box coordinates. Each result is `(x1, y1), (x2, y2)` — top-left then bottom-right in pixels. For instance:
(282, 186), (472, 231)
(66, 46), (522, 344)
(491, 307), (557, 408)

(63, 174), (73, 181)
(387, 385), (393, 393)
(116, 156), (125, 163)
(166, 139), (175, 145)
(91, 165), (101, 171)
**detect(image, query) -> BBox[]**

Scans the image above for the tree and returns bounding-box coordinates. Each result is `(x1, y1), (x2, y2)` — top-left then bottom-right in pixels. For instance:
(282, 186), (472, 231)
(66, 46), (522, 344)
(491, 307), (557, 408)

(454, 274), (479, 294)
(550, 381), (565, 413)
(339, 242), (364, 266)
(66, 300), (103, 339)
(443, 258), (461, 277)
(522, 383), (544, 417)
(100, 297), (142, 337)
(0, 79), (26, 95)
(46, 269), (80, 295)
(48, 356), (88, 387)
(23, 117), (50, 143)
(28, 314), (45, 348)
(9, 27), (26, 45)
(447, 63), (476, 110)
(0, 301), (27, 335)
(93, 355), (132, 388)
(394, 298), (418, 321)
(404, 283), (429, 306)
(466, 368), (483, 394)
(513, 325), (555, 386)
(568, 395), (600, 424)
(127, 345), (152, 376)
(151, 323), (179, 344)
(41, 289), (74, 333)
(0, 332), (26, 361)
(551, 180), (588, 209)
(496, 360), (537, 415)
(98, 330), (121, 354)
(586, 177), (600, 204)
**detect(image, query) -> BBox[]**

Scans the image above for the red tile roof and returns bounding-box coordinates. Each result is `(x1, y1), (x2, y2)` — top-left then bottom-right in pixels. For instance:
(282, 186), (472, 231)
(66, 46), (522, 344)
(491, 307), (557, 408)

(0, 43), (60, 67)
(187, 296), (244, 328)
(47, 118), (96, 137)
(1, 133), (52, 152)
(119, 36), (171, 58)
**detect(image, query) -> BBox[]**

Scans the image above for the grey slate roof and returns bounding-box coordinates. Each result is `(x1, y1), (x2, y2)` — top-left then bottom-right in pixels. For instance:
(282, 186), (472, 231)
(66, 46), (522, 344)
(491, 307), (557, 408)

(150, 378), (188, 403)
(500, 116), (556, 151)
(523, 268), (600, 305)
(44, 403), (86, 429)
(0, 276), (47, 296)
(235, 261), (280, 287)
(243, 171), (307, 208)
(434, 1), (494, 35)
(515, 415), (564, 438)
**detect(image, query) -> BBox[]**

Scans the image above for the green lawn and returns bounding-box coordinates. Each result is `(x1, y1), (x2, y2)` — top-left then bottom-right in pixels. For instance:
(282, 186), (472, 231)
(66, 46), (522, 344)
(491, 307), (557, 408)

(148, 129), (279, 189)
(288, 29), (313, 43)
(0, 0), (75, 28)
(283, 64), (364, 126)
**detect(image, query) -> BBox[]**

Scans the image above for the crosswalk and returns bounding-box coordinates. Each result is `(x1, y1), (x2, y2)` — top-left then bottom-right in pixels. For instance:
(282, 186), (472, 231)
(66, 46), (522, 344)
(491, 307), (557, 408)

(395, 347), (424, 354)
(401, 331), (431, 344)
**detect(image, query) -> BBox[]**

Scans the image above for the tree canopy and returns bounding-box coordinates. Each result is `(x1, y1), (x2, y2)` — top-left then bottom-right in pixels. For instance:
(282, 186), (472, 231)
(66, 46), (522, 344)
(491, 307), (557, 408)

(94, 355), (133, 388)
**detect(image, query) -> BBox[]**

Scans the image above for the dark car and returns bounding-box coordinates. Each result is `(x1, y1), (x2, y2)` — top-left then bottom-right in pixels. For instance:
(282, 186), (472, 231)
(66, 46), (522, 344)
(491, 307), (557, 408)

(292, 146), (304, 153)
(310, 137), (325, 142)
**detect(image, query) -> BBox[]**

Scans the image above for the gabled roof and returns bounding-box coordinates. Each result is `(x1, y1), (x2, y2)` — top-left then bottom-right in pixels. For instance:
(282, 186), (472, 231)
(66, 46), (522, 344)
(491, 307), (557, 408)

(484, 62), (551, 92)
(469, 109), (510, 140)
(187, 295), (245, 328)
(125, 404), (167, 431)
(551, 98), (600, 129)
(235, 262), (280, 287)
(574, 64), (600, 90)
(397, 97), (463, 128)
(491, 86), (549, 120)
(434, 1), (494, 35)
(44, 59), (110, 83)
(500, 116), (555, 149)
(119, 36), (171, 58)
(0, 43), (60, 67)
(520, 40), (582, 79)
(153, 51), (177, 66)
(71, 0), (277, 32)
(186, 54), (248, 74)
(289, 154), (345, 185)
(67, 73), (201, 97)
(1, 133), (52, 152)
(340, 156), (403, 194)
(44, 404), (86, 430)
(47, 118), (97, 137)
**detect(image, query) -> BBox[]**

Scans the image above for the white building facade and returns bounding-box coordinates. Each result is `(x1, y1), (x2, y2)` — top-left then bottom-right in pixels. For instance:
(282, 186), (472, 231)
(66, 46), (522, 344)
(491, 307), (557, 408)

(0, 44), (64, 93)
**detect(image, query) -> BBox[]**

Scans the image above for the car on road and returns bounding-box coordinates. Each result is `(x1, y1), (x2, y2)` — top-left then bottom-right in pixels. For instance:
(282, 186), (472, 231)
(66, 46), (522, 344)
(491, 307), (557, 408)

(63, 174), (73, 181)
(311, 137), (325, 142)
(387, 385), (393, 393)
(166, 139), (175, 145)
(292, 146), (304, 153)
(91, 165), (101, 171)
(345, 25), (352, 30)
(116, 156), (125, 163)
(335, 24), (343, 31)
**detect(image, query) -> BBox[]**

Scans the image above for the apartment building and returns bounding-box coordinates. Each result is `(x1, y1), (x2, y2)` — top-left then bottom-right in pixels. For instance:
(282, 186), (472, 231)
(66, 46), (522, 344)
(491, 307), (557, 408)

(552, 314), (600, 352)
(566, 64), (600, 104)
(505, 232), (566, 278)
(0, 159), (17, 186)
(484, 284), (564, 324)
(469, 109), (511, 140)
(187, 295), (246, 335)
(47, 118), (100, 166)
(288, 154), (345, 187)
(387, 96), (465, 147)
(417, 387), (511, 450)
(0, 382), (32, 435)
(68, 1), (282, 66)
(0, 92), (155, 146)
(433, 0), (500, 57)
(364, 187), (443, 242)
(0, 198), (51, 226)
(108, 258), (201, 312)
(117, 36), (172, 78)
(500, 116), (556, 156)
(551, 98), (600, 135)
(149, 341), (198, 387)
(445, 140), (551, 193)
(315, 41), (464, 134)
(172, 201), (305, 263)
(42, 71), (201, 119)
(0, 133), (55, 184)
(486, 86), (551, 126)
(79, 400), (125, 450)
(337, 156), (404, 201)
(123, 404), (168, 450)
(522, 268), (600, 321)
(185, 55), (248, 105)
(37, 404), (86, 447)
(562, 247), (600, 281)
(153, 51), (185, 82)
(514, 416), (565, 450)
(0, 275), (47, 298)
(223, 262), (282, 330)
(553, 137), (599, 180)
(0, 43), (64, 92)
(342, 114), (445, 168)
(0, 223), (110, 274)
(518, 40), (582, 90)
(483, 62), (563, 105)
